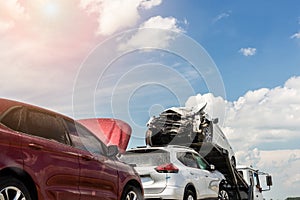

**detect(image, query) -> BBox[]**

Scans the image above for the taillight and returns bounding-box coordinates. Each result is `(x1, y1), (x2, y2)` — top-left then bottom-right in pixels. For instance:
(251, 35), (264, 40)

(155, 163), (179, 173)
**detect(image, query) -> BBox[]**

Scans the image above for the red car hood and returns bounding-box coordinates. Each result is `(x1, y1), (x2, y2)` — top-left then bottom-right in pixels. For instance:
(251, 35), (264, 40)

(77, 118), (131, 153)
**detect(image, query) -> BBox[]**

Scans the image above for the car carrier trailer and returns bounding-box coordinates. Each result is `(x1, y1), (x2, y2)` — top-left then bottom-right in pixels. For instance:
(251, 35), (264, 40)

(145, 104), (272, 200)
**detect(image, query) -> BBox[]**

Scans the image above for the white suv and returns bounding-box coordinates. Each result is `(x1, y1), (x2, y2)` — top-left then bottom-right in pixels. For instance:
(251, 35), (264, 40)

(120, 145), (229, 200)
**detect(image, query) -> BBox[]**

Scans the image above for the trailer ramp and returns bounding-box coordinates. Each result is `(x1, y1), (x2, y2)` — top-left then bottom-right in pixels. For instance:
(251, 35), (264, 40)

(187, 142), (249, 200)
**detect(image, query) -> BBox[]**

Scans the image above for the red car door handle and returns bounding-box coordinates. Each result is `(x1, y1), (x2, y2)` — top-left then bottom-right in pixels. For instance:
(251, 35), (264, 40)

(28, 143), (43, 150)
(81, 154), (94, 161)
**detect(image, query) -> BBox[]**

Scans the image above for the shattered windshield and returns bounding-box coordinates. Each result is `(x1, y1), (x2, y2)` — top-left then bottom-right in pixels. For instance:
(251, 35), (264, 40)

(120, 149), (170, 167)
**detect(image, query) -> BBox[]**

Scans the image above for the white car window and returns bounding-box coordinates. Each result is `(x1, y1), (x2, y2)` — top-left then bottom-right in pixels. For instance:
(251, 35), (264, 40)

(177, 152), (199, 169)
(121, 149), (170, 167)
(194, 154), (208, 170)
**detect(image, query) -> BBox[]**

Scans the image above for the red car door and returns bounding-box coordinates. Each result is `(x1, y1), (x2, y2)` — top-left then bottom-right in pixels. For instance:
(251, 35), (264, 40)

(78, 150), (119, 200)
(19, 109), (81, 200)
(63, 119), (119, 200)
(0, 106), (23, 170)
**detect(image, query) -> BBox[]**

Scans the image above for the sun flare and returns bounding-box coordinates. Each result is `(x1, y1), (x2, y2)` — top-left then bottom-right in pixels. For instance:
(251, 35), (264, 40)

(42, 1), (60, 18)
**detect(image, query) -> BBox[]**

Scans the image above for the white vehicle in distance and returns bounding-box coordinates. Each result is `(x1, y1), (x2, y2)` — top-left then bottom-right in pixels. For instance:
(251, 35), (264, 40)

(120, 145), (229, 200)
(237, 165), (273, 200)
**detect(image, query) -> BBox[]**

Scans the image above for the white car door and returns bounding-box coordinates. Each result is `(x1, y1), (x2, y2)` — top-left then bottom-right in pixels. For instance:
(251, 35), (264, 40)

(193, 153), (220, 198)
(251, 172), (264, 200)
(177, 152), (209, 198)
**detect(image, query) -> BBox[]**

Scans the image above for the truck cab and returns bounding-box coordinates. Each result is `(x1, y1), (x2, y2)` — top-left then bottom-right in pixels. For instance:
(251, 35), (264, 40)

(236, 166), (272, 200)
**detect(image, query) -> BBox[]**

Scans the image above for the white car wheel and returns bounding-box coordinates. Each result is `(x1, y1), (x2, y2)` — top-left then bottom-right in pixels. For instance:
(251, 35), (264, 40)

(184, 189), (196, 200)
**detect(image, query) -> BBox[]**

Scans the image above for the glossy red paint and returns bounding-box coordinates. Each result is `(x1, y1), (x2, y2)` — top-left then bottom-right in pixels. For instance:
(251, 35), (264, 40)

(0, 98), (143, 200)
(77, 118), (132, 153)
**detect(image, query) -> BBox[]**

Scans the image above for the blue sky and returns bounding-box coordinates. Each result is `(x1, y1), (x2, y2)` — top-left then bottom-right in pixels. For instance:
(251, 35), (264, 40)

(1, 0), (300, 199)
(167, 1), (300, 101)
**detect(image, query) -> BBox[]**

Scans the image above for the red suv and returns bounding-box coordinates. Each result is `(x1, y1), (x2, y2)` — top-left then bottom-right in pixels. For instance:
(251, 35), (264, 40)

(0, 98), (143, 200)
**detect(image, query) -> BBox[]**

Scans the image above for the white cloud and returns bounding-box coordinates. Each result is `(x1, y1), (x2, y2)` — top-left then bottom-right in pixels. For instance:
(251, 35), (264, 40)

(0, 0), (29, 33)
(225, 80), (300, 150)
(239, 47), (257, 56)
(79, 0), (163, 35)
(185, 76), (300, 198)
(257, 150), (300, 198)
(0, 21), (14, 33)
(141, 16), (183, 32)
(291, 31), (300, 39)
(185, 93), (228, 125)
(213, 11), (231, 23)
(285, 76), (300, 89)
(140, 0), (162, 10)
(0, 0), (27, 19)
(118, 16), (184, 51)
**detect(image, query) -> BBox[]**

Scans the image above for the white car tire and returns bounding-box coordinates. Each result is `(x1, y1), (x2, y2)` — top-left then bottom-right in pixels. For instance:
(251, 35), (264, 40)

(183, 189), (196, 200)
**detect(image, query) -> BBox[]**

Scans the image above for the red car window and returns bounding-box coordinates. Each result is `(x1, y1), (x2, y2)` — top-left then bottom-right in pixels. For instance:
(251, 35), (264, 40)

(0, 107), (23, 131)
(64, 120), (107, 155)
(23, 109), (67, 144)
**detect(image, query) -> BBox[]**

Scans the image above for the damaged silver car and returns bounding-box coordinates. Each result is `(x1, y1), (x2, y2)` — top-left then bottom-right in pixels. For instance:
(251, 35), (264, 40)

(145, 104), (236, 166)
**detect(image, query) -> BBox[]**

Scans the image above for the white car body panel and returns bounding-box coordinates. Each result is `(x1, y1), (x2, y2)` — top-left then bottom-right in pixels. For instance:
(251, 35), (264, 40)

(121, 146), (226, 200)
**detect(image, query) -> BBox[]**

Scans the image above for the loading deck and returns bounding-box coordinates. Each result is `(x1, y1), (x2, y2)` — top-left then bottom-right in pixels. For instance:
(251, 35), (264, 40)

(185, 142), (249, 200)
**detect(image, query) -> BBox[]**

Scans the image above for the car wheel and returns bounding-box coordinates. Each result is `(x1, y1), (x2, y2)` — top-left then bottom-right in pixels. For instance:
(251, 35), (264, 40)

(183, 189), (196, 200)
(121, 185), (143, 200)
(218, 188), (230, 200)
(0, 176), (32, 200)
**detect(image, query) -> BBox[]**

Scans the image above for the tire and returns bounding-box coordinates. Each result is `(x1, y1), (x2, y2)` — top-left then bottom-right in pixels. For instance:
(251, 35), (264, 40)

(121, 185), (143, 200)
(218, 187), (230, 200)
(183, 189), (196, 200)
(0, 176), (32, 200)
